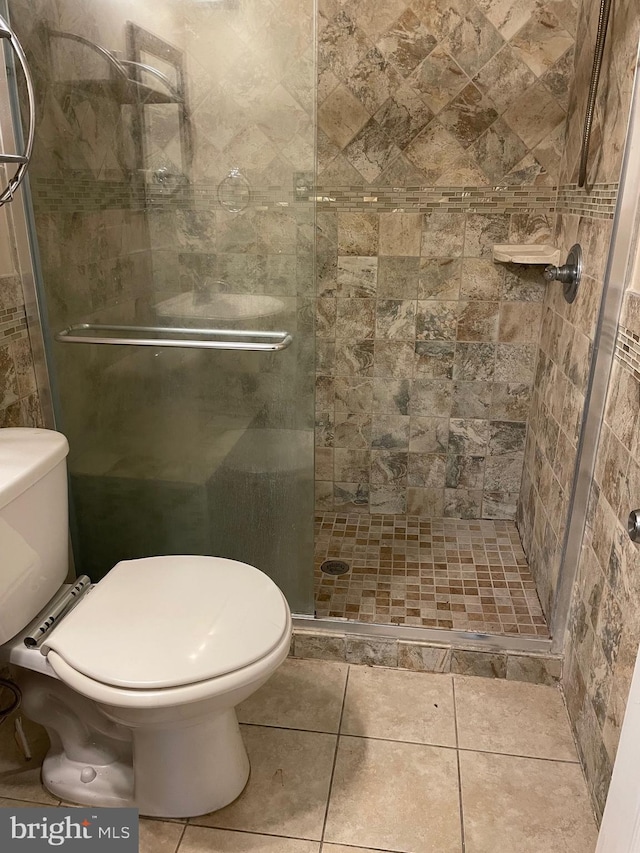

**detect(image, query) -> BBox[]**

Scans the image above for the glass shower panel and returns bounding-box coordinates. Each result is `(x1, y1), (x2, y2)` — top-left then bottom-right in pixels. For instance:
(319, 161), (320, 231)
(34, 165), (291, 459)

(9, 0), (316, 613)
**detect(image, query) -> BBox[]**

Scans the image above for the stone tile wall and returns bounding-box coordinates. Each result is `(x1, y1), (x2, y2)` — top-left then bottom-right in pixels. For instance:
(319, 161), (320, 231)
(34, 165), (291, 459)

(517, 0), (639, 623)
(315, 207), (549, 517)
(0, 81), (42, 428)
(516, 205), (612, 617)
(317, 0), (576, 187)
(563, 294), (640, 820)
(514, 0), (640, 822)
(0, 268), (42, 429)
(313, 0), (584, 519)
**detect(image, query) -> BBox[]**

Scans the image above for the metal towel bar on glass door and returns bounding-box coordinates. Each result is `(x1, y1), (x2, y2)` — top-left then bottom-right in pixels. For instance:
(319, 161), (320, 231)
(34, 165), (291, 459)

(0, 13), (35, 205)
(55, 323), (294, 352)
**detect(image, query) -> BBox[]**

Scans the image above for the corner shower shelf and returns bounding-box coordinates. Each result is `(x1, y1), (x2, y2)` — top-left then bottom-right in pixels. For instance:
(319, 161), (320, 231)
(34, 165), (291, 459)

(493, 244), (561, 265)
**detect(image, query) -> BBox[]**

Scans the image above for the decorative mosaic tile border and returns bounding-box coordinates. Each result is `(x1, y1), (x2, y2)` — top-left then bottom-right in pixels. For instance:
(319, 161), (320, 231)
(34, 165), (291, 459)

(291, 628), (562, 685)
(36, 178), (560, 214)
(314, 185), (558, 214)
(556, 183), (619, 219)
(615, 325), (640, 381)
(31, 176), (619, 219)
(0, 305), (27, 342)
(31, 177), (146, 212)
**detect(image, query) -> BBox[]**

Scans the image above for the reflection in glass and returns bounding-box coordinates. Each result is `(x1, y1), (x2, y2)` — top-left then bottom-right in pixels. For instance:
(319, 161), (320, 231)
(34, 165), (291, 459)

(10, 0), (316, 613)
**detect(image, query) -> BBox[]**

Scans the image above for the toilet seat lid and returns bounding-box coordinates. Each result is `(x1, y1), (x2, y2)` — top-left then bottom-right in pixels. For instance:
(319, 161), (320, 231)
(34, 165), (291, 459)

(44, 556), (290, 690)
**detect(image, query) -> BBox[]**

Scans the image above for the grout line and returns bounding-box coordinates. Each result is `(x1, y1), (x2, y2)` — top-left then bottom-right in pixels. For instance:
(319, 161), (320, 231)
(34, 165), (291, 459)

(452, 678), (466, 853)
(0, 794), (61, 807)
(320, 841), (421, 853)
(185, 823), (323, 843)
(237, 721), (580, 764)
(557, 680), (601, 826)
(174, 822), (188, 853)
(319, 665), (350, 848)
(139, 815), (187, 826)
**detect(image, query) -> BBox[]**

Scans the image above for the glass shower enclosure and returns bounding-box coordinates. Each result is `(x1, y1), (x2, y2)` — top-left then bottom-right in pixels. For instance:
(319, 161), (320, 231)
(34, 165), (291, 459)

(9, 0), (317, 613)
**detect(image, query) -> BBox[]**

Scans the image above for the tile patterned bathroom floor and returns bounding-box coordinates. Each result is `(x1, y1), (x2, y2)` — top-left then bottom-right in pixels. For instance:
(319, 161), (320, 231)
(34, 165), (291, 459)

(314, 513), (548, 637)
(0, 659), (599, 852)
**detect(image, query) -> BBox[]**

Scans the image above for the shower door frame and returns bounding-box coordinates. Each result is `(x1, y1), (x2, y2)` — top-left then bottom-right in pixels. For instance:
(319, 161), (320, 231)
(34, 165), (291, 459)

(549, 44), (640, 655)
(0, 8), (55, 431)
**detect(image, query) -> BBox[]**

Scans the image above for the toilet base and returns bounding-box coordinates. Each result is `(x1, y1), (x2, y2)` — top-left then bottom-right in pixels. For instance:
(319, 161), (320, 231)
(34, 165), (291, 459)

(42, 707), (250, 817)
(127, 708), (251, 817)
(43, 751), (135, 809)
(16, 667), (251, 817)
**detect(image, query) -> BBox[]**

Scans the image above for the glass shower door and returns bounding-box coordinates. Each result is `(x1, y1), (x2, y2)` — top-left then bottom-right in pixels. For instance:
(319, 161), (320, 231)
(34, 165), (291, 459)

(9, 0), (316, 613)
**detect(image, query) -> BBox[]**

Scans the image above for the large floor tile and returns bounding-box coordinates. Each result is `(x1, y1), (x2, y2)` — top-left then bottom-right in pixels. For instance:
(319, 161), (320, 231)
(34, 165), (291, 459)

(341, 666), (456, 746)
(460, 751), (598, 853)
(0, 715), (58, 805)
(191, 726), (336, 841)
(324, 736), (462, 853)
(454, 677), (577, 760)
(179, 826), (320, 852)
(140, 819), (184, 853)
(238, 658), (348, 733)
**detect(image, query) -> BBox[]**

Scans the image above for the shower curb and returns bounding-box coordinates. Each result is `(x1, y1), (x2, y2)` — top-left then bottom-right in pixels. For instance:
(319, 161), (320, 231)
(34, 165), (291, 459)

(290, 626), (562, 686)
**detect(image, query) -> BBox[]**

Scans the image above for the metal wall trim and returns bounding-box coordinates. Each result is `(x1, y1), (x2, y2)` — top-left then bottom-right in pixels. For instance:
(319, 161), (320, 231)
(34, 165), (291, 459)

(292, 615), (553, 654)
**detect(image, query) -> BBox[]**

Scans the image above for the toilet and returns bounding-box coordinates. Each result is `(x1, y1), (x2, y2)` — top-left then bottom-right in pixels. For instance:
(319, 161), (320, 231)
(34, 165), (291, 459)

(0, 428), (292, 818)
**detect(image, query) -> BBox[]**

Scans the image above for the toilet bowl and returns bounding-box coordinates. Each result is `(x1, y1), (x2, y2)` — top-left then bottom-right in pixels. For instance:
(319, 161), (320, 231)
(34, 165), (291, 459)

(0, 428), (292, 817)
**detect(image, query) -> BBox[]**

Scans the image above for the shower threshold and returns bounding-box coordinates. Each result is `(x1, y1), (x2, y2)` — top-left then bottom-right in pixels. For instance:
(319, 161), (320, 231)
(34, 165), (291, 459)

(313, 513), (549, 641)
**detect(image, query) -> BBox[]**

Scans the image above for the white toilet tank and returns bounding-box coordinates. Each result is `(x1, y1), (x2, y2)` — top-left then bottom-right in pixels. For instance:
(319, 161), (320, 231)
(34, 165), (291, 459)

(0, 428), (70, 645)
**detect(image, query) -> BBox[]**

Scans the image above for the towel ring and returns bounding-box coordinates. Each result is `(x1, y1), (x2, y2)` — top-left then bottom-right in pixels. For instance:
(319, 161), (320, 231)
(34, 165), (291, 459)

(0, 13), (35, 206)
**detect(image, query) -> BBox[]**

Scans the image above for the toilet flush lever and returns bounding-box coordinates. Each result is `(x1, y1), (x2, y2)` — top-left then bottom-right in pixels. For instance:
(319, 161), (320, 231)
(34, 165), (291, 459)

(628, 510), (640, 542)
(543, 243), (583, 304)
(24, 575), (92, 650)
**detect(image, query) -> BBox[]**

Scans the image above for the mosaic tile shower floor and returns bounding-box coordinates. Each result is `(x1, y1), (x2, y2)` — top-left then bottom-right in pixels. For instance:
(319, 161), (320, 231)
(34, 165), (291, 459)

(314, 513), (549, 638)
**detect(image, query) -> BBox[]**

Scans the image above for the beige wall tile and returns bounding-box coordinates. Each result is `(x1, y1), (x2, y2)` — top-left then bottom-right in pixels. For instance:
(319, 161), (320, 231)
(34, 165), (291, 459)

(498, 302), (543, 342)
(398, 642), (453, 672)
(337, 213), (379, 257)
(379, 213), (422, 257)
(294, 632), (347, 662)
(345, 636), (398, 666)
(506, 654), (562, 684)
(451, 650), (507, 678)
